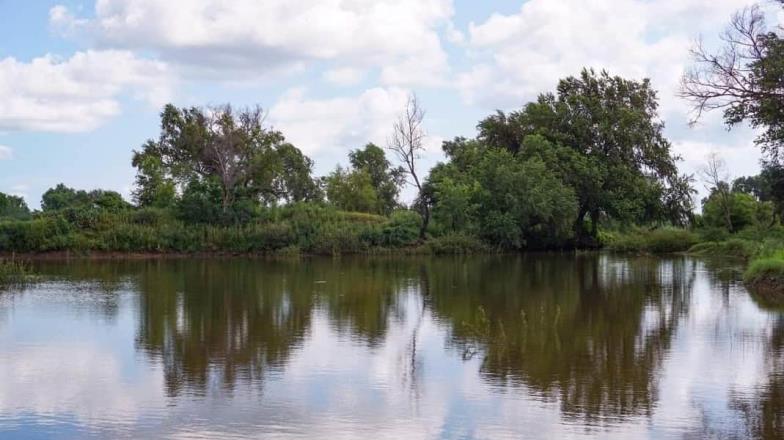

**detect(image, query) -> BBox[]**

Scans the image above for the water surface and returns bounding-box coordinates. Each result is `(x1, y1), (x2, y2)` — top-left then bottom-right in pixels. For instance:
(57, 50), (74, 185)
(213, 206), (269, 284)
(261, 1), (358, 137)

(0, 255), (781, 439)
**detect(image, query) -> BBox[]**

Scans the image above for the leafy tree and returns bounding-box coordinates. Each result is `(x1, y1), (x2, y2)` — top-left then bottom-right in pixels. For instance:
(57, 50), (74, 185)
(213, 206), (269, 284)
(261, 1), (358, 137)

(133, 104), (319, 220)
(348, 143), (404, 215)
(273, 143), (322, 203)
(427, 140), (577, 249)
(681, 5), (784, 161)
(131, 144), (176, 208)
(324, 167), (379, 214)
(733, 162), (784, 218)
(477, 69), (687, 241)
(702, 190), (765, 232)
(41, 183), (130, 213)
(41, 184), (91, 212)
(0, 192), (30, 220)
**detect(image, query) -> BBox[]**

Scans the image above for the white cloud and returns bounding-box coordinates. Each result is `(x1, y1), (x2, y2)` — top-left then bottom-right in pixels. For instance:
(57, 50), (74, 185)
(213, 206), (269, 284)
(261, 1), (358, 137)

(270, 87), (410, 156)
(323, 67), (365, 86)
(457, 0), (754, 115)
(0, 50), (173, 132)
(0, 145), (12, 160)
(52, 0), (456, 86)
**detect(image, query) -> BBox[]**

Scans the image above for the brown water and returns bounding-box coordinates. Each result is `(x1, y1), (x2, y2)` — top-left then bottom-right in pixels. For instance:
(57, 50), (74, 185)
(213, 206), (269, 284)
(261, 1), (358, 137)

(0, 254), (780, 439)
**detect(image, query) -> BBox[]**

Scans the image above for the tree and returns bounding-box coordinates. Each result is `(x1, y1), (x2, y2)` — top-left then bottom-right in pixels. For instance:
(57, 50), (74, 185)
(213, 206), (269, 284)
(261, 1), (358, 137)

(681, 5), (784, 161)
(273, 143), (322, 203)
(41, 184), (90, 211)
(133, 104), (319, 221)
(348, 143), (404, 215)
(131, 143), (176, 208)
(324, 167), (379, 214)
(388, 94), (429, 240)
(478, 69), (686, 241)
(0, 192), (30, 220)
(426, 139), (578, 249)
(699, 152), (734, 231)
(41, 183), (130, 213)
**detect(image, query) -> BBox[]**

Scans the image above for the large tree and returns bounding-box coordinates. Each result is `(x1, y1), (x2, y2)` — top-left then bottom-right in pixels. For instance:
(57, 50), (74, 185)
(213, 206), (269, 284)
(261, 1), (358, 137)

(426, 138), (577, 249)
(478, 69), (690, 241)
(348, 143), (404, 215)
(681, 4), (784, 161)
(132, 104), (319, 217)
(0, 192), (30, 220)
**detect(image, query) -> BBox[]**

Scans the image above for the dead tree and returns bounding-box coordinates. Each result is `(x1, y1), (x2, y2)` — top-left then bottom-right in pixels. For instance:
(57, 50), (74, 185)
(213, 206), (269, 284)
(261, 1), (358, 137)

(388, 93), (430, 241)
(700, 152), (734, 232)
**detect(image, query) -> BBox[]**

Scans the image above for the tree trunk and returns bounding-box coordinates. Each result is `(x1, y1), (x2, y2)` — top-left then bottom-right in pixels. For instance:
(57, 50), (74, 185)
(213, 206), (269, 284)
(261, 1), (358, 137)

(418, 204), (430, 242)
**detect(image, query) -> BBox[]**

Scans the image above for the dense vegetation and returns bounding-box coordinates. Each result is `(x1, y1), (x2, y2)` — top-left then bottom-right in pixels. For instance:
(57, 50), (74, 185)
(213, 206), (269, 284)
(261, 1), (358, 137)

(0, 69), (698, 256)
(1, 1), (784, 280)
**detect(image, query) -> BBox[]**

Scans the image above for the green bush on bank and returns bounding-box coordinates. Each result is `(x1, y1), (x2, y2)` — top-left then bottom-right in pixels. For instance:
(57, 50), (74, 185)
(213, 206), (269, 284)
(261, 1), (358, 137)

(604, 227), (699, 253)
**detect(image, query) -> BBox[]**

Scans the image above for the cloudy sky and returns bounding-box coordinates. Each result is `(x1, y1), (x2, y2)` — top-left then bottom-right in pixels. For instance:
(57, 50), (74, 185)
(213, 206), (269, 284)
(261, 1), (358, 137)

(0, 0), (776, 207)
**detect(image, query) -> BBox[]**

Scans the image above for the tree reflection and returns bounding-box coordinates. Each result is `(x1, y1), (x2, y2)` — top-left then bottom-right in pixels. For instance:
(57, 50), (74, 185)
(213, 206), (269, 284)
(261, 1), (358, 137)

(428, 254), (695, 425)
(730, 312), (784, 439)
(133, 259), (316, 396)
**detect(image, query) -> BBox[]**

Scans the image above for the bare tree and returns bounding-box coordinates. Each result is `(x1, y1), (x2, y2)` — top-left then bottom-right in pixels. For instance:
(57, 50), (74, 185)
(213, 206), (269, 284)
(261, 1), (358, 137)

(388, 93), (429, 240)
(699, 152), (734, 231)
(680, 6), (775, 121)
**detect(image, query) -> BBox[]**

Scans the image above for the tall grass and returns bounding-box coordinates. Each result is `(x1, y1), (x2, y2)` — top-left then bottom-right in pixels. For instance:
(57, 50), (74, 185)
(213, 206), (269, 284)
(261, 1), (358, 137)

(0, 259), (29, 285)
(604, 227), (699, 253)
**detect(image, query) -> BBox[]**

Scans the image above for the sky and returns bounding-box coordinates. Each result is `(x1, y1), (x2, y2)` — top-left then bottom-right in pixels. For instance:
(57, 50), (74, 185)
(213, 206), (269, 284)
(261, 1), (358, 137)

(0, 0), (778, 208)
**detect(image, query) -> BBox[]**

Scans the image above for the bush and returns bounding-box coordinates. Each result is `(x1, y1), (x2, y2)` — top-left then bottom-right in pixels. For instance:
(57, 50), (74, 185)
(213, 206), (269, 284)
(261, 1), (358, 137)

(606, 228), (699, 253)
(424, 233), (490, 255)
(687, 238), (760, 259)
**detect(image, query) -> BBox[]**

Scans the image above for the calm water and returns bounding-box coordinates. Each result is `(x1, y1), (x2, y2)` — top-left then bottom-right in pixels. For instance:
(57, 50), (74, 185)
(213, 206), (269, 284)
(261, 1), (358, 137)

(0, 254), (781, 439)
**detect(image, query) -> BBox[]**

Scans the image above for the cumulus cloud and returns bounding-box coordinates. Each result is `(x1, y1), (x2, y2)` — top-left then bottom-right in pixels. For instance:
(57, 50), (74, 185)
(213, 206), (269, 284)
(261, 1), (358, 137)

(323, 67), (365, 86)
(0, 145), (12, 160)
(51, 0), (456, 86)
(0, 50), (173, 132)
(269, 86), (410, 156)
(456, 0), (753, 116)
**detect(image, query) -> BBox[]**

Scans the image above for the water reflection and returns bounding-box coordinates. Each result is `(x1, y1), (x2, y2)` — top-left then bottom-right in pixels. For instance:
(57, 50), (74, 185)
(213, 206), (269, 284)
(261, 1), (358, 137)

(428, 255), (694, 425)
(0, 254), (781, 438)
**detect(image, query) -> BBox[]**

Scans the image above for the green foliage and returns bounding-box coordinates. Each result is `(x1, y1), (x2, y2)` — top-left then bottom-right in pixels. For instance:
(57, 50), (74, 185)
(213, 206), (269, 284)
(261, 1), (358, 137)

(325, 167), (380, 214)
(41, 184), (131, 213)
(476, 69), (690, 239)
(423, 233), (491, 255)
(0, 192), (30, 220)
(702, 191), (772, 232)
(605, 228), (699, 253)
(132, 104), (320, 217)
(688, 239), (761, 260)
(744, 256), (784, 296)
(428, 142), (577, 249)
(348, 143), (403, 215)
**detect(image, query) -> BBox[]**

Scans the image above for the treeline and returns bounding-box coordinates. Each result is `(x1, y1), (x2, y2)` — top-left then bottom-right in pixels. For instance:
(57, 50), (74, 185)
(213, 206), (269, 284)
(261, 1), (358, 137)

(0, 69), (691, 254)
(0, 65), (780, 255)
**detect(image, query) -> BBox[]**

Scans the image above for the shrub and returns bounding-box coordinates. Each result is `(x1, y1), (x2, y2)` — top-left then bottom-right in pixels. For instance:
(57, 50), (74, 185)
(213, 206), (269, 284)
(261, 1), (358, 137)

(606, 228), (698, 253)
(424, 233), (490, 255)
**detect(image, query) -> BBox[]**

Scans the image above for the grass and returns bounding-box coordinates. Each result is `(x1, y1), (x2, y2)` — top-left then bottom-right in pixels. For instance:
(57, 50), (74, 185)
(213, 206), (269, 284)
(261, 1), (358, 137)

(604, 227), (699, 254)
(687, 238), (761, 260)
(0, 259), (30, 285)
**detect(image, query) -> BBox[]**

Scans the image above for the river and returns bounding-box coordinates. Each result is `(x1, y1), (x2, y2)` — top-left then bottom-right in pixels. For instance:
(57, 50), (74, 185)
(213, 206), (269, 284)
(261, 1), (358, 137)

(0, 254), (780, 439)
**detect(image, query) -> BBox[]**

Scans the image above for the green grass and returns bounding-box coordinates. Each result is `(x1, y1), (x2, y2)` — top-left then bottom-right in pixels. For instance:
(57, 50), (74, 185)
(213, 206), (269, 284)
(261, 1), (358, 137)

(0, 259), (30, 285)
(605, 227), (699, 254)
(687, 238), (761, 259)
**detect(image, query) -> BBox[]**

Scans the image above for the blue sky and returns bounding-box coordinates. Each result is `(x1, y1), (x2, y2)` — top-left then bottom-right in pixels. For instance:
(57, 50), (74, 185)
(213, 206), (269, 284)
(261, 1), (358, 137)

(0, 0), (770, 207)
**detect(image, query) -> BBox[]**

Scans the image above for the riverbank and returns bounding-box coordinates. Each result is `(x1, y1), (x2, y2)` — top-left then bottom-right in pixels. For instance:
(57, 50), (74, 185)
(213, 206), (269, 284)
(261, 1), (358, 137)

(604, 227), (784, 299)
